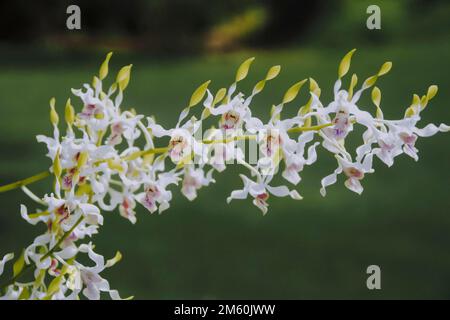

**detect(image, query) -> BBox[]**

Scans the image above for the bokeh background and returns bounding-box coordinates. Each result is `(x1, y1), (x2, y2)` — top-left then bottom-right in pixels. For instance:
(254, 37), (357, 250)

(0, 0), (449, 299)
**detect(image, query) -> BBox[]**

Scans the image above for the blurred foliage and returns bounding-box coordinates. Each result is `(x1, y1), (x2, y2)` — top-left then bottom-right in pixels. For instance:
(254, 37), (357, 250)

(1, 0), (448, 54)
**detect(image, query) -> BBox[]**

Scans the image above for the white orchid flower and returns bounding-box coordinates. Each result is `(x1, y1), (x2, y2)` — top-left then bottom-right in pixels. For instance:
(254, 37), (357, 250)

(71, 84), (110, 132)
(61, 243), (124, 300)
(181, 166), (215, 201)
(138, 171), (179, 214)
(282, 131), (320, 185)
(320, 153), (374, 196)
(227, 174), (302, 214)
(203, 90), (255, 131)
(147, 117), (204, 164)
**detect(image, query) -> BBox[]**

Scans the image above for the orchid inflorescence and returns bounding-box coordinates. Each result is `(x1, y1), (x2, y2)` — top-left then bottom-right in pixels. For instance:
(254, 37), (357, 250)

(0, 49), (448, 300)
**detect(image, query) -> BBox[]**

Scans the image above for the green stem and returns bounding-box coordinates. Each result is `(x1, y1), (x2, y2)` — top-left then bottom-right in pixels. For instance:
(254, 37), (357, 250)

(0, 123), (333, 194)
(287, 122), (333, 133)
(0, 171), (50, 193)
(41, 216), (84, 261)
(121, 146), (169, 161)
(203, 135), (256, 144)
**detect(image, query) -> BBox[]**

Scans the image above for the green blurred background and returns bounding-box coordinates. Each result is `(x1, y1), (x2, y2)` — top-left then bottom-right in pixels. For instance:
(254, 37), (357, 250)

(0, 0), (449, 299)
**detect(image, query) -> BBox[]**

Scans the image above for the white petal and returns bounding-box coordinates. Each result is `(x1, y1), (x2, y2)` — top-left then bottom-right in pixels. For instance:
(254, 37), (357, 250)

(289, 190), (303, 200)
(282, 168), (301, 185)
(252, 199), (268, 215)
(414, 123), (450, 137)
(305, 142), (319, 165)
(403, 145), (419, 161)
(320, 166), (343, 197)
(362, 152), (374, 173)
(227, 188), (248, 203)
(333, 79), (342, 96)
(344, 178), (363, 195)
(0, 253), (14, 276)
(79, 244), (105, 274)
(266, 185), (291, 197)
(147, 118), (172, 137)
(83, 284), (100, 300)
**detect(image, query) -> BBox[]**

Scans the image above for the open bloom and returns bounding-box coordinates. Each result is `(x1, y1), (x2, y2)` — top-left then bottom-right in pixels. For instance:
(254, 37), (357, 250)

(63, 243), (123, 300)
(321, 154), (374, 196)
(372, 116), (449, 164)
(203, 91), (253, 130)
(227, 174), (302, 214)
(148, 117), (205, 164)
(181, 166), (215, 201)
(138, 171), (179, 214)
(282, 131), (319, 185)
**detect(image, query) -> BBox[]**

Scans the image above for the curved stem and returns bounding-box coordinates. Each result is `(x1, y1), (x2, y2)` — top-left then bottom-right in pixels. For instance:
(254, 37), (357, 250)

(21, 186), (47, 205)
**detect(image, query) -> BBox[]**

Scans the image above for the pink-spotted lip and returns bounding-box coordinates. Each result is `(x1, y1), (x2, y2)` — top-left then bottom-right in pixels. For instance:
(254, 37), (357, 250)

(49, 259), (61, 276)
(169, 136), (190, 157)
(120, 198), (134, 217)
(79, 104), (98, 118)
(62, 174), (73, 189)
(333, 128), (346, 138)
(145, 185), (160, 197)
(122, 198), (130, 210)
(143, 194), (156, 211)
(379, 140), (395, 151)
(331, 112), (350, 138)
(399, 132), (417, 145)
(169, 135), (185, 147)
(221, 124), (235, 130)
(112, 122), (123, 132)
(224, 112), (239, 121)
(255, 193), (269, 207)
(56, 204), (70, 216)
(183, 177), (201, 189)
(67, 232), (77, 241)
(221, 111), (241, 129)
(262, 132), (282, 155)
(256, 192), (269, 201)
(287, 163), (301, 171)
(343, 167), (364, 180)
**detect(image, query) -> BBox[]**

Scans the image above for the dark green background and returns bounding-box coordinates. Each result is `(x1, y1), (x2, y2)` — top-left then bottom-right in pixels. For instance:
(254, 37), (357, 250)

(0, 0), (449, 299)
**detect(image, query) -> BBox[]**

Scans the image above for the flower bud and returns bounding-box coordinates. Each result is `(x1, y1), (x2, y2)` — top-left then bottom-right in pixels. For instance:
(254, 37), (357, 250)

(116, 64), (133, 91)
(53, 148), (62, 179)
(65, 98), (75, 126)
(77, 151), (89, 169)
(49, 97), (59, 126)
(99, 52), (113, 80)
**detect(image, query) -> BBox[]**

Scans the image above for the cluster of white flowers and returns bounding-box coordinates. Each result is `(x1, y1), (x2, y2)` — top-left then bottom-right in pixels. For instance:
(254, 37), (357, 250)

(0, 50), (448, 299)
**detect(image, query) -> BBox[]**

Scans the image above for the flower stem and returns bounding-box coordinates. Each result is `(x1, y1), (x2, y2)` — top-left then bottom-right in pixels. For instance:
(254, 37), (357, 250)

(202, 134), (256, 144)
(0, 171), (50, 193)
(0, 123), (333, 194)
(41, 216), (84, 261)
(287, 122), (333, 133)
(0, 216), (84, 292)
(121, 146), (169, 161)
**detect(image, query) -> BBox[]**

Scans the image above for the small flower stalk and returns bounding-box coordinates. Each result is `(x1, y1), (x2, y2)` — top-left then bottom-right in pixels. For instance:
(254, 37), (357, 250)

(0, 50), (448, 299)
